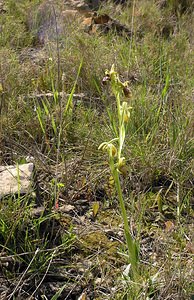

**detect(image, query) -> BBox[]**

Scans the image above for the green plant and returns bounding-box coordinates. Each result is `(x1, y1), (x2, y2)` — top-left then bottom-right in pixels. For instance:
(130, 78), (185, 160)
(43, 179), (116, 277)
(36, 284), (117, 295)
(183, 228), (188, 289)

(99, 65), (139, 279)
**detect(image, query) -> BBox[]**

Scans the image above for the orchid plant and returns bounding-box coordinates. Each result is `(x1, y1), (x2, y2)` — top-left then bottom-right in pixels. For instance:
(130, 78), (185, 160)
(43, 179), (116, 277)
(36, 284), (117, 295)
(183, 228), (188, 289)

(99, 65), (139, 279)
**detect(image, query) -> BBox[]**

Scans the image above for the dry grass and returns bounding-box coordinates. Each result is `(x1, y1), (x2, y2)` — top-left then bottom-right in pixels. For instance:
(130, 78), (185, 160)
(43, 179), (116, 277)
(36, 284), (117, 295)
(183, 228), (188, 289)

(0, 0), (193, 299)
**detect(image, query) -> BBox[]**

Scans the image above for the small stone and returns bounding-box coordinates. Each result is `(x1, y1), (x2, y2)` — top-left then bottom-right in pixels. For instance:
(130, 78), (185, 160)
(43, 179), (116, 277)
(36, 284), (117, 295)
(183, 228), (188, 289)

(58, 204), (75, 212)
(0, 163), (34, 198)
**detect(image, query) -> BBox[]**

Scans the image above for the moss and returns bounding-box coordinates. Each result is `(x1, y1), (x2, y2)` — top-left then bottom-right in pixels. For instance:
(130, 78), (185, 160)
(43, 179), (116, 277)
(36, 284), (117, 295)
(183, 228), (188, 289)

(80, 231), (119, 259)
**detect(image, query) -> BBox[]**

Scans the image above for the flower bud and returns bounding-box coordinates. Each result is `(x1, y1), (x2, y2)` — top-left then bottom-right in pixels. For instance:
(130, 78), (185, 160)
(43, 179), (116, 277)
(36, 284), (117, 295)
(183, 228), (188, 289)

(123, 85), (132, 98)
(123, 112), (130, 123)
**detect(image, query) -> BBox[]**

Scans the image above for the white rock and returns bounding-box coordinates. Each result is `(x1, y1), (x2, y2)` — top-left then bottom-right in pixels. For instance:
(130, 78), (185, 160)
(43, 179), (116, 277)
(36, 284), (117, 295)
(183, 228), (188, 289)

(0, 163), (34, 198)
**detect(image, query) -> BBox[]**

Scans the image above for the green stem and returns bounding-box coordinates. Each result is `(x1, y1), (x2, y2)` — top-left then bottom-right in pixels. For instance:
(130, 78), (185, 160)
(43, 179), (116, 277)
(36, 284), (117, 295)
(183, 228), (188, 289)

(110, 158), (138, 279)
(103, 66), (139, 281)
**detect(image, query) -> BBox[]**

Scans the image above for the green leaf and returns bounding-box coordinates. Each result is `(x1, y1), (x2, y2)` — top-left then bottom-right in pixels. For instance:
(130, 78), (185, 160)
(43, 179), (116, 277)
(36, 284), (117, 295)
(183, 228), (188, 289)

(92, 202), (100, 218)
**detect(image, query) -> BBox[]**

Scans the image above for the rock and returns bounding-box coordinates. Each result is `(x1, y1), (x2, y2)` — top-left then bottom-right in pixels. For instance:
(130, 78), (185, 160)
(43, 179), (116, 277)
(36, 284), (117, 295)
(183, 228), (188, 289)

(89, 13), (133, 38)
(0, 163), (34, 198)
(27, 2), (91, 45)
(67, 0), (129, 11)
(65, 0), (91, 11)
(58, 204), (75, 213)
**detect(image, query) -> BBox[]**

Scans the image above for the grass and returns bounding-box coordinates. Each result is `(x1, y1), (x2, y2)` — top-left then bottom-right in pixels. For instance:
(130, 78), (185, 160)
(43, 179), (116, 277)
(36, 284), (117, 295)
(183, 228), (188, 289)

(0, 0), (193, 299)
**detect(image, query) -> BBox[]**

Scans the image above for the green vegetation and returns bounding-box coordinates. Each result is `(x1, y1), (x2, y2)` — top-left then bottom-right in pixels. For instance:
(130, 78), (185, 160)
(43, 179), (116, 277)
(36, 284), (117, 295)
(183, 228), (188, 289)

(99, 65), (139, 282)
(0, 0), (193, 299)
